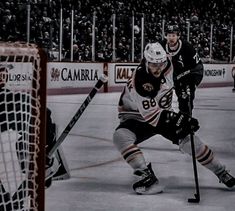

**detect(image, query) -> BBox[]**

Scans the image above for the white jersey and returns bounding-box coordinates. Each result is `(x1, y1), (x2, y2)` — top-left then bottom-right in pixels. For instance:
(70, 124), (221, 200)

(118, 60), (174, 127)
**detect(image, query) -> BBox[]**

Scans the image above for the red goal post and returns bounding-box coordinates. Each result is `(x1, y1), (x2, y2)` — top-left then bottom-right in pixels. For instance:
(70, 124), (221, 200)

(0, 42), (47, 211)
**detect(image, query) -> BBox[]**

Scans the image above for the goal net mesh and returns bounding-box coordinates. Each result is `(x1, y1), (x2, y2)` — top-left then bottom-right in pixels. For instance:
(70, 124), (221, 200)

(0, 42), (46, 211)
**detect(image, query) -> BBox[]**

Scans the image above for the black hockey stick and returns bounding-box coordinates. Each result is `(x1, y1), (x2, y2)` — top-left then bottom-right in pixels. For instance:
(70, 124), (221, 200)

(48, 74), (108, 157)
(186, 87), (200, 203)
(188, 132), (200, 203)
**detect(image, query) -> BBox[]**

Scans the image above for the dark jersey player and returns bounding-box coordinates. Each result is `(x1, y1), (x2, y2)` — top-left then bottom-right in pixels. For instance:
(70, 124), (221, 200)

(161, 24), (204, 114)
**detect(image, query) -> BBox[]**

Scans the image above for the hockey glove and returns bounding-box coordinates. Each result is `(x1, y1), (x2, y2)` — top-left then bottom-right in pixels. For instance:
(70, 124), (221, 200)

(161, 110), (200, 139)
(178, 85), (190, 100)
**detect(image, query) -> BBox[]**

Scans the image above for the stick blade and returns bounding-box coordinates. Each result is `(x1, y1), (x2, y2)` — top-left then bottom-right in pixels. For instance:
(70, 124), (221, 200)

(188, 194), (200, 203)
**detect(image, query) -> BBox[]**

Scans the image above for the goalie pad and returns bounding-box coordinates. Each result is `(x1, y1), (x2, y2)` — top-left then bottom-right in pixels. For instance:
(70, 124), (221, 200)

(45, 147), (71, 188)
(46, 108), (70, 183)
(52, 146), (70, 181)
(158, 110), (200, 140)
(16, 108), (70, 188)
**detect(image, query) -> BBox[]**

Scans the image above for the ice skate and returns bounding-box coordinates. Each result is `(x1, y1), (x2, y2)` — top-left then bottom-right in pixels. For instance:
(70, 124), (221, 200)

(217, 170), (235, 188)
(133, 163), (163, 195)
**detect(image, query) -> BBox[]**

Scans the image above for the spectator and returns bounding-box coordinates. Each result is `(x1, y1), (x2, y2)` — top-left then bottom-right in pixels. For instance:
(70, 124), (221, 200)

(0, 0), (234, 63)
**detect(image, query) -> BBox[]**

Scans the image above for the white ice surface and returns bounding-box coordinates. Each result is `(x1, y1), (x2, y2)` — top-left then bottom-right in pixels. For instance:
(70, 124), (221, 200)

(45, 87), (235, 211)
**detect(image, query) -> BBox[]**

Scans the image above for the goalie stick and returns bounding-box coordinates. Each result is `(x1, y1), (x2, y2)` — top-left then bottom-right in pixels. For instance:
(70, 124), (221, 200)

(48, 74), (108, 158)
(186, 87), (200, 203)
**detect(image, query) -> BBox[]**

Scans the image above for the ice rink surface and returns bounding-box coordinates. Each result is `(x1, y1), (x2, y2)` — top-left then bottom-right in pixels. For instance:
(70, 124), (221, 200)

(46, 86), (235, 211)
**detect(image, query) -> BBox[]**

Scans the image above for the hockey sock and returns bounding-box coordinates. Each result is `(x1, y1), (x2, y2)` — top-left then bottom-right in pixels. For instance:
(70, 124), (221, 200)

(179, 135), (225, 175)
(121, 144), (147, 170)
(113, 128), (147, 170)
(195, 144), (225, 175)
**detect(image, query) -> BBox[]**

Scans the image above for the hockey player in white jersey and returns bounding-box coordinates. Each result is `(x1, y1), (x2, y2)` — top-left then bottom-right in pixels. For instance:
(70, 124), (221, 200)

(113, 42), (235, 195)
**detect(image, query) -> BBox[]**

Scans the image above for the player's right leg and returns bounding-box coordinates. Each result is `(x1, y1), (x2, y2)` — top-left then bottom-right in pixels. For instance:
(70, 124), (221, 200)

(179, 135), (235, 189)
(113, 123), (163, 194)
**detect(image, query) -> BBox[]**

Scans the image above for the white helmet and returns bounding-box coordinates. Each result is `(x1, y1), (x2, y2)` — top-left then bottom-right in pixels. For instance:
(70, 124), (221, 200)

(144, 42), (167, 64)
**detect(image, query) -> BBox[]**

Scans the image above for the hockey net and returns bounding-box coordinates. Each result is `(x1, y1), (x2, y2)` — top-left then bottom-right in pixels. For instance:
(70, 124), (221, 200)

(0, 42), (47, 211)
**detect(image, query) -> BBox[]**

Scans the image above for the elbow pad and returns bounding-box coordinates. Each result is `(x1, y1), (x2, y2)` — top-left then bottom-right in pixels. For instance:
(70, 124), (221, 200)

(190, 62), (204, 86)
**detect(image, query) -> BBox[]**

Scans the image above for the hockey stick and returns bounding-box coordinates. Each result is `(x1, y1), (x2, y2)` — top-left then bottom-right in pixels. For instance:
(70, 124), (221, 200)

(186, 87), (200, 203)
(48, 74), (108, 158)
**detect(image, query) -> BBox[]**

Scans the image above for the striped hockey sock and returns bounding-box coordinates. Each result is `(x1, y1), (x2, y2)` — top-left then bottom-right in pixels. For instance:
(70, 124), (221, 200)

(121, 144), (147, 170)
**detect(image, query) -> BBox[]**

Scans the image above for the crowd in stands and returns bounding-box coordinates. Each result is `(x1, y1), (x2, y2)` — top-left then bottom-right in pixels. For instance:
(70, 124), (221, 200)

(0, 0), (234, 62)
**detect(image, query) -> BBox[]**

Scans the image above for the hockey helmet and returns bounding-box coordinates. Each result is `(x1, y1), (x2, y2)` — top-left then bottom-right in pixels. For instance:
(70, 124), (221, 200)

(144, 42), (167, 77)
(165, 24), (180, 35)
(134, 43), (168, 98)
(144, 42), (167, 64)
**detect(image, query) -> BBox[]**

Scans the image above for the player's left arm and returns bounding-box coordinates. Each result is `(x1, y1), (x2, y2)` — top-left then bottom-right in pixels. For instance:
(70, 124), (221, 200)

(187, 45), (204, 86)
(176, 44), (204, 86)
(188, 49), (204, 86)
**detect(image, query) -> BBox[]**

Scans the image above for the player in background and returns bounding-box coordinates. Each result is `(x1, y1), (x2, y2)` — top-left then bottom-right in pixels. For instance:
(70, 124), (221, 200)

(161, 24), (204, 114)
(113, 42), (235, 195)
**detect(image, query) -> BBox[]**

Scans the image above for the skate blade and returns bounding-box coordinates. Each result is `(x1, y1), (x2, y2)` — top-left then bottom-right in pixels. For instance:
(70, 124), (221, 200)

(225, 185), (235, 190)
(135, 184), (164, 195)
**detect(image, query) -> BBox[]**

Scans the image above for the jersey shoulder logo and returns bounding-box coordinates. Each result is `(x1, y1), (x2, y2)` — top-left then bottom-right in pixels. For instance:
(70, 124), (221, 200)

(142, 83), (154, 92)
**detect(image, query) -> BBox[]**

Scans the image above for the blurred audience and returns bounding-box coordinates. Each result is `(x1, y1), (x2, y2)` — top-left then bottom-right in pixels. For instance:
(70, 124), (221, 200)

(0, 0), (234, 62)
